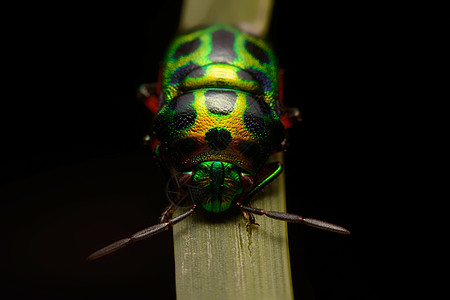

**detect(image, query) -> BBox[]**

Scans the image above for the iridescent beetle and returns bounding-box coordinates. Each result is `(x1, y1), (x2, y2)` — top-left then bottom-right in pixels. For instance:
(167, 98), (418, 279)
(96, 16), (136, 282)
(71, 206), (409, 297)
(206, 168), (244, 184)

(88, 24), (349, 260)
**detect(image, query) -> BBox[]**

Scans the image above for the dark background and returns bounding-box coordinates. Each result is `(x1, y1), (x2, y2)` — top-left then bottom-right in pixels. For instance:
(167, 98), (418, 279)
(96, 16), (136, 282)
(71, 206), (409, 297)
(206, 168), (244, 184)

(1, 1), (399, 299)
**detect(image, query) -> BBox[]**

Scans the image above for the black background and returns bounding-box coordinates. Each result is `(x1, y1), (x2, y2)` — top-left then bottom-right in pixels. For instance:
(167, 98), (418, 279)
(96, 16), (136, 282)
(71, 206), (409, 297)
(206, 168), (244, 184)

(1, 1), (399, 299)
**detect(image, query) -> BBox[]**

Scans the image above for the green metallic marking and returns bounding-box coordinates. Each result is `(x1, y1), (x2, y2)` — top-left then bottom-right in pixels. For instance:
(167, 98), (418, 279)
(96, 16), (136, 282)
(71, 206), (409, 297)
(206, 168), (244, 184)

(153, 24), (285, 176)
(161, 24), (279, 107)
(191, 161), (243, 213)
(256, 164), (282, 190)
(179, 63), (262, 95)
(222, 165), (242, 211)
(154, 145), (164, 168)
(192, 162), (212, 211)
(210, 162), (225, 213)
(246, 163), (283, 201)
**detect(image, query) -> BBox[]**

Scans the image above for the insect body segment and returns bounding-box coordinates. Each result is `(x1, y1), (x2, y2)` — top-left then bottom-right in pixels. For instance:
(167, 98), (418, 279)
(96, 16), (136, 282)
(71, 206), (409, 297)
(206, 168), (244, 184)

(152, 24), (284, 175)
(161, 25), (279, 109)
(153, 87), (283, 174)
(88, 24), (349, 260)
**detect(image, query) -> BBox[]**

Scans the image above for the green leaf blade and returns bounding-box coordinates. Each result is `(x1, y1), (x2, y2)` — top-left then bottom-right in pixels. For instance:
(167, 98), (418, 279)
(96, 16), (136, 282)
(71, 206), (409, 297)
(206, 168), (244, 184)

(173, 153), (293, 300)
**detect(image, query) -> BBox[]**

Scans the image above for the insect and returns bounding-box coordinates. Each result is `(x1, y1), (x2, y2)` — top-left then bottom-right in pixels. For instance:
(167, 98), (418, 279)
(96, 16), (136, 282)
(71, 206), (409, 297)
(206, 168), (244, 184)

(87, 24), (349, 261)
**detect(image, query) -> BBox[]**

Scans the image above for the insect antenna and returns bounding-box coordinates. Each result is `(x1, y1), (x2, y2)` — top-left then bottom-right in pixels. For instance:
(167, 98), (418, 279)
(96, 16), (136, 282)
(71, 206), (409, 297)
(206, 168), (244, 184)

(237, 202), (350, 234)
(87, 205), (197, 261)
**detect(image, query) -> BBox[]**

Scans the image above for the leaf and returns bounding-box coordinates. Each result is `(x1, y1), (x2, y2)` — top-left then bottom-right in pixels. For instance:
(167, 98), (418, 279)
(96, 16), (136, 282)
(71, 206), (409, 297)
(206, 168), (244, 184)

(179, 0), (274, 37)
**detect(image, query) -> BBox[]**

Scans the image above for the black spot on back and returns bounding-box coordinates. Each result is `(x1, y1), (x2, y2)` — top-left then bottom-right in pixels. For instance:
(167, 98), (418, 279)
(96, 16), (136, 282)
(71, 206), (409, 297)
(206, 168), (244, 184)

(243, 112), (265, 135)
(170, 92), (197, 131)
(209, 30), (236, 63)
(169, 92), (195, 110)
(173, 111), (196, 131)
(173, 38), (201, 59)
(245, 68), (272, 92)
(243, 96), (267, 135)
(237, 69), (253, 81)
(151, 113), (168, 140)
(170, 62), (200, 84)
(245, 94), (271, 115)
(187, 67), (206, 78)
(245, 40), (270, 64)
(205, 128), (232, 150)
(204, 90), (237, 115)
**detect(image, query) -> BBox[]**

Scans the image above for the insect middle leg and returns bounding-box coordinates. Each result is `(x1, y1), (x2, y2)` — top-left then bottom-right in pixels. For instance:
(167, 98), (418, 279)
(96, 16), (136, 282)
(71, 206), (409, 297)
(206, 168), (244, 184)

(161, 176), (192, 223)
(159, 203), (178, 223)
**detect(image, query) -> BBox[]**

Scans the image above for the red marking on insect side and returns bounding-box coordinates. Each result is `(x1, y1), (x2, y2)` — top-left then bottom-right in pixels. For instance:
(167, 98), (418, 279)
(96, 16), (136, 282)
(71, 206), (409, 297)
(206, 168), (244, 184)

(143, 94), (159, 115)
(281, 114), (295, 129)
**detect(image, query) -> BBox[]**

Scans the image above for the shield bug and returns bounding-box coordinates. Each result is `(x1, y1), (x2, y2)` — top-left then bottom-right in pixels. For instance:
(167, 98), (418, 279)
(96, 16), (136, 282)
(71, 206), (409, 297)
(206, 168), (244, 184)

(87, 24), (349, 261)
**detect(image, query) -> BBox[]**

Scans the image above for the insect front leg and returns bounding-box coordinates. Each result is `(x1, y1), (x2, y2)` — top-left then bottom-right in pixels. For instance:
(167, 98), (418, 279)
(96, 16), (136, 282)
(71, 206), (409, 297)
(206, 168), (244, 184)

(162, 171), (194, 223)
(159, 203), (178, 223)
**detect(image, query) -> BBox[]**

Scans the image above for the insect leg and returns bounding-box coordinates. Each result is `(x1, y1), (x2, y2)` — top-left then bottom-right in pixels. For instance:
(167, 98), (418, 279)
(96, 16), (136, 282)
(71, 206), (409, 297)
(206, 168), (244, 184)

(243, 162), (283, 203)
(87, 205), (197, 261)
(137, 82), (159, 115)
(280, 107), (302, 129)
(240, 209), (259, 227)
(161, 172), (194, 222)
(237, 203), (350, 234)
(159, 203), (178, 223)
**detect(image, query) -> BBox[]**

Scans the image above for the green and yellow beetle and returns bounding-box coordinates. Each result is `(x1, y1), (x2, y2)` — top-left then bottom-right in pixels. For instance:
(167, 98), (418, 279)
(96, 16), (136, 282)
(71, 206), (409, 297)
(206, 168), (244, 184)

(88, 24), (349, 261)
